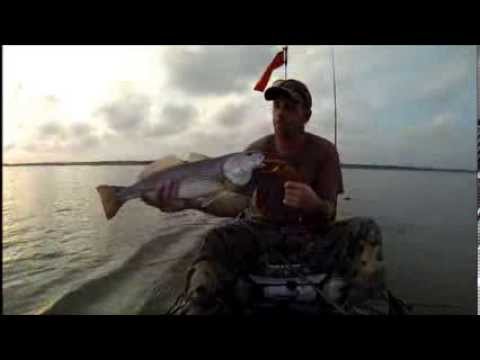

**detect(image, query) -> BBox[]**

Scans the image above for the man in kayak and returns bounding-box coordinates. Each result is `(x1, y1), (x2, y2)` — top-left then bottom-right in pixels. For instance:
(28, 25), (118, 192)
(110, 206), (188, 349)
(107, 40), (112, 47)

(146, 79), (386, 314)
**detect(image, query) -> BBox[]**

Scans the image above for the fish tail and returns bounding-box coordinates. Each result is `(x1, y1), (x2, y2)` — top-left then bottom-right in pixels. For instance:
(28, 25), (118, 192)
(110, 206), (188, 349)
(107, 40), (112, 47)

(96, 185), (127, 220)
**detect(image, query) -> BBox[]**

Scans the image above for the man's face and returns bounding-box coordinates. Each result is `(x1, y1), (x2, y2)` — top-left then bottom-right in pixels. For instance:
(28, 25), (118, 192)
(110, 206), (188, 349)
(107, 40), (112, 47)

(272, 96), (310, 139)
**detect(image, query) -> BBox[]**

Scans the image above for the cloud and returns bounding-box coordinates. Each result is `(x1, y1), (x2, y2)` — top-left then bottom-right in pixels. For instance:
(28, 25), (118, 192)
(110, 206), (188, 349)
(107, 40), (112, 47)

(44, 95), (59, 104)
(4, 45), (475, 169)
(334, 46), (474, 111)
(22, 143), (41, 152)
(430, 113), (456, 134)
(306, 46), (476, 169)
(71, 122), (93, 137)
(402, 113), (458, 144)
(37, 121), (97, 142)
(67, 123), (101, 151)
(97, 93), (151, 134)
(336, 90), (377, 135)
(164, 46), (277, 96)
(21, 139), (63, 153)
(70, 134), (100, 151)
(213, 102), (249, 128)
(338, 111), (475, 170)
(180, 115), (274, 158)
(82, 135), (100, 147)
(5, 144), (15, 152)
(145, 104), (198, 138)
(38, 121), (67, 141)
(177, 130), (232, 157)
(22, 120), (101, 156)
(68, 123), (101, 150)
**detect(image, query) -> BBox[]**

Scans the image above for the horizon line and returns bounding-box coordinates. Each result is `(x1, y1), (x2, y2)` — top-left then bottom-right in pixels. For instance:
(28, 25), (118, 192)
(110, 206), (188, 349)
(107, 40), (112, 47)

(2, 160), (476, 173)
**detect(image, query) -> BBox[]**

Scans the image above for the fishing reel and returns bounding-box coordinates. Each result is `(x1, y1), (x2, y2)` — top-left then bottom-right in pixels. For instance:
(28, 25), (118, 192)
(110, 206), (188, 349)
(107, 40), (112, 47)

(257, 156), (304, 182)
(254, 155), (307, 221)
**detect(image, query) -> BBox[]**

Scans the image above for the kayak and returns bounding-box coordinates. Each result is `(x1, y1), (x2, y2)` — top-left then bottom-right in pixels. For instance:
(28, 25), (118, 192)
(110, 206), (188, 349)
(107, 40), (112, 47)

(163, 260), (411, 315)
(229, 263), (411, 315)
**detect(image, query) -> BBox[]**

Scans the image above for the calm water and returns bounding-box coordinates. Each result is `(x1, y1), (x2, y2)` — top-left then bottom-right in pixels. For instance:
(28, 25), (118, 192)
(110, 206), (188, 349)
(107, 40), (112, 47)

(2, 165), (478, 314)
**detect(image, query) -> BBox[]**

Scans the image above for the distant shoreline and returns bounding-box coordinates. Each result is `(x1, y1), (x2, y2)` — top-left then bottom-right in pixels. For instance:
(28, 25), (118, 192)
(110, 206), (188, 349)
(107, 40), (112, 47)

(341, 164), (475, 174)
(2, 161), (475, 174)
(3, 161), (155, 166)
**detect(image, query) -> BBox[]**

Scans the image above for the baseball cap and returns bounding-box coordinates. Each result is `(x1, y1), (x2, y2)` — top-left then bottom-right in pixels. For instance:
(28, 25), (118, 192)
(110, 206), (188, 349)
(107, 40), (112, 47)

(264, 79), (312, 109)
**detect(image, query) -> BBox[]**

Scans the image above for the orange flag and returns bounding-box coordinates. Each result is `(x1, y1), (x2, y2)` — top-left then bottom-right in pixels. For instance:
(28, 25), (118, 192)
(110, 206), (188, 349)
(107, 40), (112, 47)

(254, 51), (285, 92)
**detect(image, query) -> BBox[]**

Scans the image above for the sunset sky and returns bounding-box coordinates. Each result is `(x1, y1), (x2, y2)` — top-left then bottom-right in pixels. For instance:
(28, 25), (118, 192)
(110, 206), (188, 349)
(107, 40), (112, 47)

(2, 45), (477, 170)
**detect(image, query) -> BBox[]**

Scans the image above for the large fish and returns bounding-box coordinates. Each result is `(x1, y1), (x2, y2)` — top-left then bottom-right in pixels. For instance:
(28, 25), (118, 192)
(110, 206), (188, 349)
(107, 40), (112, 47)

(96, 151), (266, 220)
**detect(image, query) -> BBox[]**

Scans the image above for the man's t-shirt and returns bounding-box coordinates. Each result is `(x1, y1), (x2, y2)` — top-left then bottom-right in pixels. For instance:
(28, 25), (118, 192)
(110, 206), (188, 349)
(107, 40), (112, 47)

(243, 132), (344, 229)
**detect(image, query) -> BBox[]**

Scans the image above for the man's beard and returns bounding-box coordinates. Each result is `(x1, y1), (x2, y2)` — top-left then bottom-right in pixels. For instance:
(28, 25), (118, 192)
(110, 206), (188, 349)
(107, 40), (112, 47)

(276, 123), (305, 139)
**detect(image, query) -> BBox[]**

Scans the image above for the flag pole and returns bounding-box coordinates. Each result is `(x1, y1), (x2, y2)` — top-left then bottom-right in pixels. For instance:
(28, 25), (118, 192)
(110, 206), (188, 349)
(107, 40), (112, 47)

(331, 46), (338, 148)
(283, 46), (288, 79)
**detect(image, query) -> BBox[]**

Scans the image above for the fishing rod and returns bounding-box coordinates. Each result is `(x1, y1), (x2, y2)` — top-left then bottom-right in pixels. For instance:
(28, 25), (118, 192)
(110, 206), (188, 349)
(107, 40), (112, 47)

(331, 46), (338, 148)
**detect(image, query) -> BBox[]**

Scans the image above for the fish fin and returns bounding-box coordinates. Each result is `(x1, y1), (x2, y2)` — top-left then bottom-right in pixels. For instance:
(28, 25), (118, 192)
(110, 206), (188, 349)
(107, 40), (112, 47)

(198, 191), (250, 217)
(96, 185), (127, 220)
(137, 156), (184, 181)
(137, 152), (211, 181)
(181, 152), (211, 162)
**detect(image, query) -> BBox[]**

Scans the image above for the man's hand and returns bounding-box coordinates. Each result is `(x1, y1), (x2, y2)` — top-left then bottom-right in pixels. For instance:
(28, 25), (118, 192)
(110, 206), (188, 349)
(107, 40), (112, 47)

(283, 181), (321, 213)
(283, 181), (335, 221)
